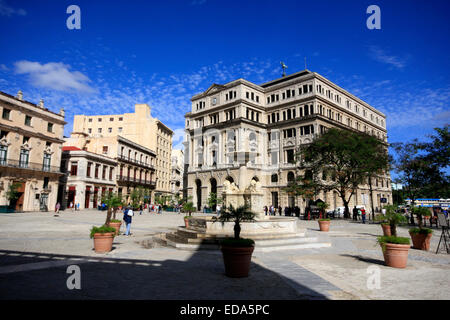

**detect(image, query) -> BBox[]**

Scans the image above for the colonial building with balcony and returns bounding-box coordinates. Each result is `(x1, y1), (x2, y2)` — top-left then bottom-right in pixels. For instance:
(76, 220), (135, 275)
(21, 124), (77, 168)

(64, 131), (157, 203)
(170, 149), (184, 198)
(59, 146), (117, 209)
(0, 90), (66, 211)
(184, 69), (392, 213)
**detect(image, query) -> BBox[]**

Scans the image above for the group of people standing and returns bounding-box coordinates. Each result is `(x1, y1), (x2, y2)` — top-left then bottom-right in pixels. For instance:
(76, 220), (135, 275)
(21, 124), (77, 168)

(264, 205), (301, 217)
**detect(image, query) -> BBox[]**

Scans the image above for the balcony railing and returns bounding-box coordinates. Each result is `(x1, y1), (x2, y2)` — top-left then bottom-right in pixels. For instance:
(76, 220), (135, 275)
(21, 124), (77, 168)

(117, 155), (155, 170)
(0, 159), (62, 174)
(116, 175), (156, 187)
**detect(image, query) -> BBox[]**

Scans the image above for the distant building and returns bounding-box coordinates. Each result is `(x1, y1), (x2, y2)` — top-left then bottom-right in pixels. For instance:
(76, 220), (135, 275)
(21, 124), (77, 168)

(72, 104), (173, 198)
(184, 69), (392, 213)
(170, 149), (184, 197)
(0, 90), (66, 211)
(406, 198), (450, 209)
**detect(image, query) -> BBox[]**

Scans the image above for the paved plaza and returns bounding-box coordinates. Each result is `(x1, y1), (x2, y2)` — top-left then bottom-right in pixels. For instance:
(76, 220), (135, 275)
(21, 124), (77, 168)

(0, 209), (449, 300)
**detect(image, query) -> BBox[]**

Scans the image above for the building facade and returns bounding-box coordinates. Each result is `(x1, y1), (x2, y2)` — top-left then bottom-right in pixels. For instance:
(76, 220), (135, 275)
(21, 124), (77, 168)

(184, 70), (392, 214)
(170, 149), (184, 197)
(60, 146), (118, 209)
(0, 90), (66, 211)
(62, 132), (157, 206)
(72, 103), (173, 197)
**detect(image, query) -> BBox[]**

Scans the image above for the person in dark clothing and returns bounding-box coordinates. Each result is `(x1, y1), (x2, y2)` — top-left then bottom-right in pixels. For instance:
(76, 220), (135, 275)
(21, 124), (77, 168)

(284, 207), (288, 216)
(352, 206), (358, 221)
(278, 206), (282, 216)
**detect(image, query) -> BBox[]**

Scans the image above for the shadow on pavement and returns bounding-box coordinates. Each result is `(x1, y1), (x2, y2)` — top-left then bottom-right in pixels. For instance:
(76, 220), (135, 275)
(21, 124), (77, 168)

(0, 245), (330, 300)
(339, 254), (385, 266)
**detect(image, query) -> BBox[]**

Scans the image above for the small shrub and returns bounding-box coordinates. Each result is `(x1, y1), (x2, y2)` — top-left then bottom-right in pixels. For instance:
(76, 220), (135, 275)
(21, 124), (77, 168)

(409, 227), (433, 235)
(221, 238), (255, 247)
(318, 218), (331, 221)
(377, 235), (410, 245)
(90, 225), (116, 239)
(110, 219), (121, 223)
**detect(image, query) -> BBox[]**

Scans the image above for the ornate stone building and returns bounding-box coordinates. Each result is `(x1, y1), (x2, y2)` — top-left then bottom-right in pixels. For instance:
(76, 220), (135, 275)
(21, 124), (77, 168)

(184, 69), (392, 214)
(0, 90), (66, 211)
(170, 149), (184, 197)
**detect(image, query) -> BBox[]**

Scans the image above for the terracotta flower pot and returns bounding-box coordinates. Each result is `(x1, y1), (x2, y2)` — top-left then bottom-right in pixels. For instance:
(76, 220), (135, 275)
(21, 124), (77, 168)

(221, 245), (254, 278)
(381, 224), (391, 236)
(93, 232), (115, 253)
(108, 222), (122, 236)
(381, 243), (410, 268)
(318, 220), (330, 232)
(409, 232), (432, 251)
(184, 218), (190, 228)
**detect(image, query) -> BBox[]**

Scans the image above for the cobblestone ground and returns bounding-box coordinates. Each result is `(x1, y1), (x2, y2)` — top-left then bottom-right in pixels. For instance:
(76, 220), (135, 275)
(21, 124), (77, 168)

(0, 209), (449, 300)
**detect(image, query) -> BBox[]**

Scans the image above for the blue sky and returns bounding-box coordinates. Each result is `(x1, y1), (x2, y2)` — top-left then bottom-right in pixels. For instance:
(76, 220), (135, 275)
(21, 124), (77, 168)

(0, 0), (449, 153)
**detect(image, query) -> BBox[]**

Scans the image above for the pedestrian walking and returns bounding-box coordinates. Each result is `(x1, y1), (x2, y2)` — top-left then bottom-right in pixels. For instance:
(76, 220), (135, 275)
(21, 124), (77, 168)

(361, 207), (366, 224)
(69, 202), (74, 211)
(139, 204), (143, 215)
(123, 206), (134, 236)
(216, 204), (221, 217)
(55, 202), (60, 213)
(352, 206), (358, 221)
(76, 203), (80, 211)
(264, 206), (268, 216)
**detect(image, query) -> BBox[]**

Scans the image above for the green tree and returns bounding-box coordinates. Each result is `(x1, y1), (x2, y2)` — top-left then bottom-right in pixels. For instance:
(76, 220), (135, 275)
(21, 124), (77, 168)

(376, 204), (407, 237)
(182, 201), (195, 217)
(296, 128), (384, 219)
(6, 182), (21, 208)
(207, 192), (223, 211)
(102, 192), (125, 225)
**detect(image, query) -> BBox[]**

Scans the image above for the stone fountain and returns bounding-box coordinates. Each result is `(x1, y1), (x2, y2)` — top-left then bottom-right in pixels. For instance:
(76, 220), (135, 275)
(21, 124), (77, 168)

(161, 168), (331, 252)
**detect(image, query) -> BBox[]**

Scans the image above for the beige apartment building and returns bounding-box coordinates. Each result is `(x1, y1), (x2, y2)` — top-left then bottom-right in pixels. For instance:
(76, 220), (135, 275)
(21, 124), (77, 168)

(0, 90), (66, 211)
(72, 103), (173, 198)
(184, 69), (392, 214)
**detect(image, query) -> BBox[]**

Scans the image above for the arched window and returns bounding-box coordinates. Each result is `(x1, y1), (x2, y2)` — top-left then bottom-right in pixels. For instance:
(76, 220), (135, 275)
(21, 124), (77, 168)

(287, 171), (295, 182)
(271, 174), (278, 183)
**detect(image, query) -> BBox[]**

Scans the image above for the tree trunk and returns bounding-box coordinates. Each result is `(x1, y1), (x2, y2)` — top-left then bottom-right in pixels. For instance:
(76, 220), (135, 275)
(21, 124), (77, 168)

(390, 222), (397, 237)
(369, 178), (376, 221)
(105, 207), (112, 225)
(234, 222), (241, 239)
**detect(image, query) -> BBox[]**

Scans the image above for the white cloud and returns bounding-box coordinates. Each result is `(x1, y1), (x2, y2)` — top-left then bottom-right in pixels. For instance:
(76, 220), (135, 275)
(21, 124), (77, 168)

(14, 61), (95, 93)
(172, 128), (186, 150)
(0, 0), (26, 16)
(368, 46), (406, 69)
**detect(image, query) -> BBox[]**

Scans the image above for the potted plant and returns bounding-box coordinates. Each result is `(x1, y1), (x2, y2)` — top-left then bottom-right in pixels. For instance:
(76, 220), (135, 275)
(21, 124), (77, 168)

(217, 204), (256, 278)
(375, 206), (410, 268)
(318, 218), (331, 231)
(409, 206), (433, 250)
(377, 235), (411, 268)
(182, 201), (195, 228)
(103, 193), (124, 235)
(90, 225), (116, 253)
(375, 205), (405, 236)
(316, 201), (329, 219)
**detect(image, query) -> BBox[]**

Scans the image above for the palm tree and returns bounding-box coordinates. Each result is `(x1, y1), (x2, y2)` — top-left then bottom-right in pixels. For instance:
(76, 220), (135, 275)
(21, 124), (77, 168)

(217, 204), (255, 239)
(182, 201), (195, 217)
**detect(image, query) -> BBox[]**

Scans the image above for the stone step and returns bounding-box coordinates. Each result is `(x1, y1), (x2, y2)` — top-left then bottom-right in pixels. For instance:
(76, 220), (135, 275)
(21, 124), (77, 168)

(175, 227), (306, 240)
(253, 236), (319, 246)
(253, 242), (332, 253)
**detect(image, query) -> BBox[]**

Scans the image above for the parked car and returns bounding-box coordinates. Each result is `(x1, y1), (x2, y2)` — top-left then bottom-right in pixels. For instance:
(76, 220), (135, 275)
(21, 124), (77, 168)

(334, 207), (346, 218)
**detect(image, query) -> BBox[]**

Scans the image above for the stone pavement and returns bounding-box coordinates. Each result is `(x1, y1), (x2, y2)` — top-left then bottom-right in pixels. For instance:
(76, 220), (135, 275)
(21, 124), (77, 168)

(0, 209), (449, 300)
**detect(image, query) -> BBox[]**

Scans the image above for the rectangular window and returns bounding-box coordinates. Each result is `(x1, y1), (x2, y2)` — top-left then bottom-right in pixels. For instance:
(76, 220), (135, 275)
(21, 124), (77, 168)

(43, 153), (51, 171)
(47, 123), (53, 132)
(70, 162), (78, 176)
(88, 118), (92, 122)
(102, 146), (108, 154)
(2, 108), (11, 120)
(108, 128), (112, 133)
(110, 117), (114, 121)
(95, 164), (99, 178)
(87, 162), (92, 177)
(118, 127), (123, 133)
(88, 128), (92, 134)
(25, 115), (32, 126)
(98, 128), (102, 133)
(0, 145), (7, 165)
(119, 117), (123, 121)
(98, 118), (102, 122)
